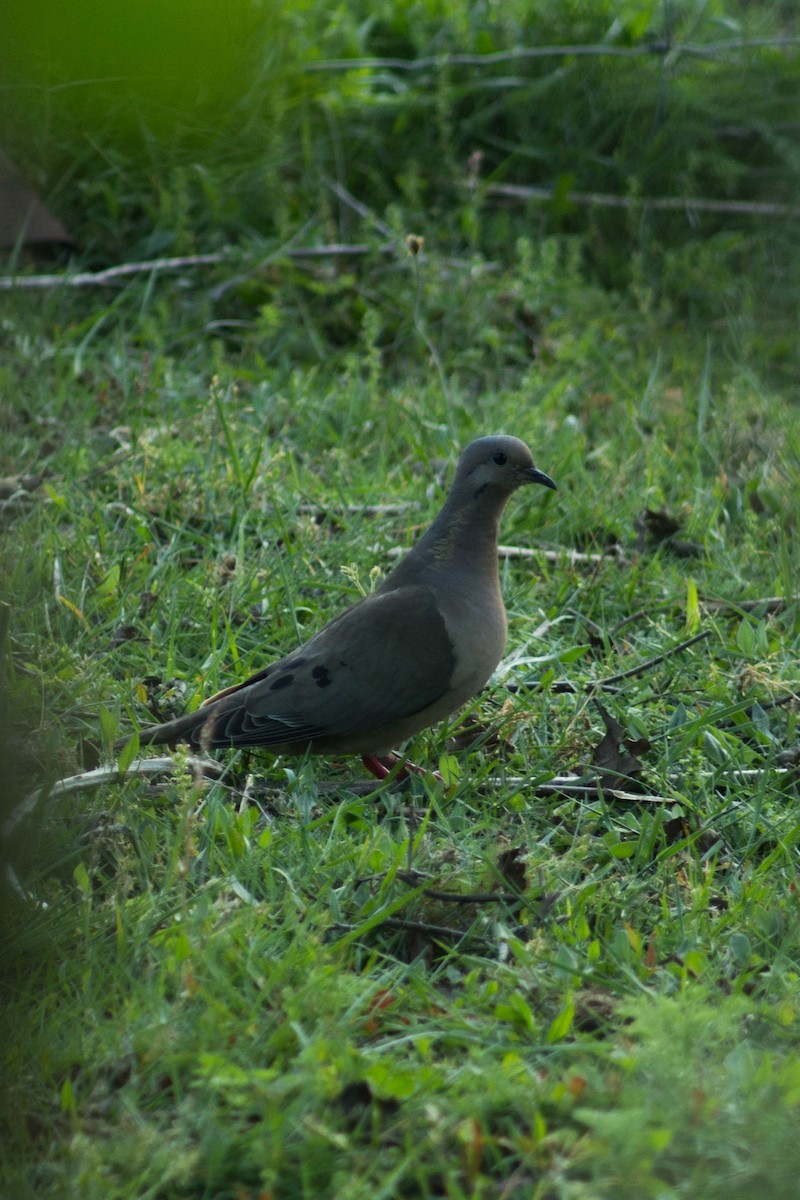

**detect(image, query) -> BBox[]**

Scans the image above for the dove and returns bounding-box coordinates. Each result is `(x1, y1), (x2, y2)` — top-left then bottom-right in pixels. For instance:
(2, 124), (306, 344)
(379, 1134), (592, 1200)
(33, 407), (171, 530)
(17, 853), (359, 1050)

(130, 435), (555, 778)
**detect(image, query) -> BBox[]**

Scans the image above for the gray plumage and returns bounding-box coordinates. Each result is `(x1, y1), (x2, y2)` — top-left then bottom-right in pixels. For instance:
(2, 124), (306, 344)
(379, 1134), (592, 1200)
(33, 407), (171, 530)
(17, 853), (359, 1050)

(132, 435), (556, 763)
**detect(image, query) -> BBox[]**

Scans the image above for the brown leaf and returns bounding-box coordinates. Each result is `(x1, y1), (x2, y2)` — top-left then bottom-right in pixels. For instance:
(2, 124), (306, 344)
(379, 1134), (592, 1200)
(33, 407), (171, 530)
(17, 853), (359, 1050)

(496, 847), (527, 892)
(642, 507), (682, 539)
(590, 702), (650, 783)
(635, 507), (702, 557)
(109, 623), (140, 647)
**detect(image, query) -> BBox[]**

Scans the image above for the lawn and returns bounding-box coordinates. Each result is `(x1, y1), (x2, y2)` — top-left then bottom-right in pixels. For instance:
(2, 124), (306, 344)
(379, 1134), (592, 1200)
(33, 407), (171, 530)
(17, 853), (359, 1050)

(1, 2), (799, 1197)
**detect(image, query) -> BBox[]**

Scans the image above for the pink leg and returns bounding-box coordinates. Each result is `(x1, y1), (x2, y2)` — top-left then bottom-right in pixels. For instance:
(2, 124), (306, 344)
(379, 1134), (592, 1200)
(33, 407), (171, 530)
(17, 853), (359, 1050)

(361, 754), (398, 779)
(361, 754), (444, 783)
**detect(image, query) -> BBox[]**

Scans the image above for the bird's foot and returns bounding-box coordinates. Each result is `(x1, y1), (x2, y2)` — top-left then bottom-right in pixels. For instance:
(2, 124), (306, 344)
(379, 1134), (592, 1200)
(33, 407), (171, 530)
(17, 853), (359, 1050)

(361, 754), (444, 783)
(361, 754), (395, 779)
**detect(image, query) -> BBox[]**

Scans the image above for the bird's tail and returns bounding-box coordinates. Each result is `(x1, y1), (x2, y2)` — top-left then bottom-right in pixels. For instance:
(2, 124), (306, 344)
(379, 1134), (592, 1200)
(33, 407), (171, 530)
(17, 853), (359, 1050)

(115, 707), (208, 752)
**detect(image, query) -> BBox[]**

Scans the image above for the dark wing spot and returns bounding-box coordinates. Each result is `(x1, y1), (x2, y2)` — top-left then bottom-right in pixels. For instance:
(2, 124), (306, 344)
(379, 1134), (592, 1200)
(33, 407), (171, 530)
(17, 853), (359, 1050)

(269, 674), (294, 692)
(312, 665), (331, 688)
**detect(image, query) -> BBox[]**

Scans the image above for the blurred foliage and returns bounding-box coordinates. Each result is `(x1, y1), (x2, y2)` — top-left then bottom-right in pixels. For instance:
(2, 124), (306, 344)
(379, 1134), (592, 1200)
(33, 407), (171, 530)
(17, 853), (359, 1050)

(0, 0), (796, 379)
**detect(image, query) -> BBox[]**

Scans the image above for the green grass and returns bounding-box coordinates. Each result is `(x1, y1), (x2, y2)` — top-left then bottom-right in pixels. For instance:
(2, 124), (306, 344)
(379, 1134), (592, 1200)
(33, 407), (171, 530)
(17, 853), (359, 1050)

(2, 1), (800, 1195)
(3, 244), (799, 1197)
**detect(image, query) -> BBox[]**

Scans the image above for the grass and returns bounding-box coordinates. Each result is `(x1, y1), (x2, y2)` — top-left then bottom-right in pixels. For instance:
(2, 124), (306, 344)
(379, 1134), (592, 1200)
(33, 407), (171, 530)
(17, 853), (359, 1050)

(2, 247), (799, 1197)
(2, 1), (800, 1195)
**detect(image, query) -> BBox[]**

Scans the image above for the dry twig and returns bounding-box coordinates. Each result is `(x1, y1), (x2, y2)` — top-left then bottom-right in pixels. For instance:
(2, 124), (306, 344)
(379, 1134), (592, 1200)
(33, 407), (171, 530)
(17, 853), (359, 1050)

(5, 757), (224, 840)
(483, 182), (800, 220)
(305, 36), (800, 73)
(701, 595), (799, 614)
(590, 630), (713, 689)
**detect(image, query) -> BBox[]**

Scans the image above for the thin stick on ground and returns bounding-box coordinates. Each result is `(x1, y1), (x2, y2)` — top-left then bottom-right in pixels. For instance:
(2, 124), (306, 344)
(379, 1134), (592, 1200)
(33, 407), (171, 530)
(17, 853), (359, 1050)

(700, 595), (799, 613)
(590, 630), (714, 689)
(5, 757), (225, 839)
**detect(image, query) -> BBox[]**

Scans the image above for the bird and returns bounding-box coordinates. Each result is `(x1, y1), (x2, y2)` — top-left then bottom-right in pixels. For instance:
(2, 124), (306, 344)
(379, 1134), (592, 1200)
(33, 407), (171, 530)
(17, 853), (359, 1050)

(130, 435), (556, 778)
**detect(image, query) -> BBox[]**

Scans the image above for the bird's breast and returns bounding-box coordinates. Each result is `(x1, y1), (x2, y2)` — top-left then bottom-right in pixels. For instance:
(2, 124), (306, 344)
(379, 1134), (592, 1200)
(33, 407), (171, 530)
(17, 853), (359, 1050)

(436, 583), (507, 702)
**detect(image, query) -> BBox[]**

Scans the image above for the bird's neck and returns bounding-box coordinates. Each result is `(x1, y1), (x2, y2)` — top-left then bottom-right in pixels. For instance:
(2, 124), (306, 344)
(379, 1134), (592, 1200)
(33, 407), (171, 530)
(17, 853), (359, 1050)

(386, 491), (506, 592)
(429, 490), (503, 558)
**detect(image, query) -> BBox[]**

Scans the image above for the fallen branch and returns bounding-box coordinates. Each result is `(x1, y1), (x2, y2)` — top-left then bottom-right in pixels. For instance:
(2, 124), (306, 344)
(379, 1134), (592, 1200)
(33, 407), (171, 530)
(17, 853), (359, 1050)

(508, 632), (714, 697)
(532, 779), (674, 803)
(498, 543), (625, 566)
(4, 756), (224, 840)
(483, 182), (800, 220)
(0, 252), (227, 291)
(299, 501), (418, 518)
(589, 630), (713, 689)
(305, 36), (800, 73)
(700, 595), (799, 614)
(499, 764), (796, 803)
(387, 542), (624, 566)
(330, 917), (496, 947)
(0, 245), (394, 291)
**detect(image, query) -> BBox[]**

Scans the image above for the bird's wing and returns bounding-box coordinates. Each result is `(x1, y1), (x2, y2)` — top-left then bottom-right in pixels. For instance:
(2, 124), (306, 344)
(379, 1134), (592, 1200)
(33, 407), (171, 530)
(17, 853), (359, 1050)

(205, 584), (456, 749)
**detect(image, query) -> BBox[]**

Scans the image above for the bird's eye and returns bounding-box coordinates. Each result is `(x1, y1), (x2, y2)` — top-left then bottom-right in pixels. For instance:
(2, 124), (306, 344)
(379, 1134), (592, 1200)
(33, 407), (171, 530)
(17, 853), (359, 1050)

(492, 451), (508, 465)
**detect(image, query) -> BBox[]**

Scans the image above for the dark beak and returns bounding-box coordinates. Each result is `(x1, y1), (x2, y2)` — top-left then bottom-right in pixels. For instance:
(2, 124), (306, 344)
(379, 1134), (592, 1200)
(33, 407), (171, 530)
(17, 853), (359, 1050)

(525, 466), (557, 491)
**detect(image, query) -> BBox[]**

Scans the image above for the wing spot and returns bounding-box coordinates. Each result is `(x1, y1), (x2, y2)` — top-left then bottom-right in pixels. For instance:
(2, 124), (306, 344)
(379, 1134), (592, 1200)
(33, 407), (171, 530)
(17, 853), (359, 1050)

(312, 665), (331, 688)
(269, 674), (294, 691)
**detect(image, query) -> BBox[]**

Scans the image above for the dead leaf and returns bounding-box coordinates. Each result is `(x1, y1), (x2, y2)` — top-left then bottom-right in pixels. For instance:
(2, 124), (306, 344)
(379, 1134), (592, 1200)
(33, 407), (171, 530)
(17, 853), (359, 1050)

(641, 508), (682, 540)
(496, 847), (527, 892)
(590, 701), (650, 784)
(635, 507), (703, 557)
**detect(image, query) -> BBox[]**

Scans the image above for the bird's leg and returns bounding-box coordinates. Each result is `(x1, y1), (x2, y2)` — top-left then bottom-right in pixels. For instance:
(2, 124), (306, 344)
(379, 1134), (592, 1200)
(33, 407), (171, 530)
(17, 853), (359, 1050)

(359, 755), (432, 877)
(361, 754), (400, 780)
(361, 754), (444, 783)
(406, 801), (418, 874)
